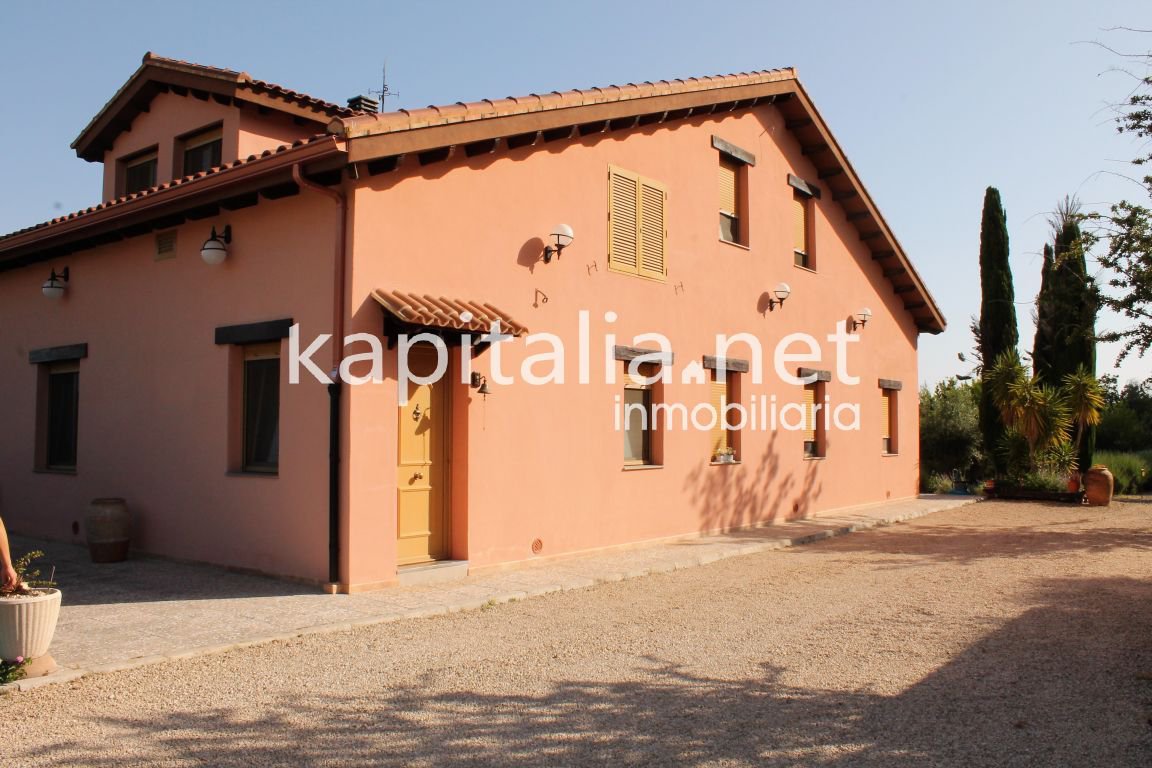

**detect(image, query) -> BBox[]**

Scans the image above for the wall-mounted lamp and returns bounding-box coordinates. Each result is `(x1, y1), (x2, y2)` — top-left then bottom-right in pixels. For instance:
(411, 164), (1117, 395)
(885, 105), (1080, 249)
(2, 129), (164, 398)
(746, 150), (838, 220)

(767, 282), (791, 311)
(42, 267), (69, 299)
(543, 223), (574, 264)
(200, 225), (231, 265)
(470, 371), (491, 397)
(852, 307), (873, 331)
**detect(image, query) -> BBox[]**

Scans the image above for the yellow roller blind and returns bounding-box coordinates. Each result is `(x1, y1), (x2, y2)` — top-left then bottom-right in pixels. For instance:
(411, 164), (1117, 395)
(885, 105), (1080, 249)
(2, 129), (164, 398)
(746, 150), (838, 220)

(803, 385), (816, 441)
(718, 157), (737, 215)
(881, 390), (891, 440)
(793, 192), (808, 254)
(710, 379), (729, 457)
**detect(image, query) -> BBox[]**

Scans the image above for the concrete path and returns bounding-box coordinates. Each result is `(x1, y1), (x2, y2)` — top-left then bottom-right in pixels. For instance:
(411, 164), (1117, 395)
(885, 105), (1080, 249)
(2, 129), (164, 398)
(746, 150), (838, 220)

(4, 494), (977, 692)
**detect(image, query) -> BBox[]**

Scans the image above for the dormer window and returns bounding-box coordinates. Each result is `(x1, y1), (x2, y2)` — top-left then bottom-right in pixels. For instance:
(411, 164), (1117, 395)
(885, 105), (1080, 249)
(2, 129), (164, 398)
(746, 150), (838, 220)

(181, 125), (222, 176)
(122, 148), (158, 195)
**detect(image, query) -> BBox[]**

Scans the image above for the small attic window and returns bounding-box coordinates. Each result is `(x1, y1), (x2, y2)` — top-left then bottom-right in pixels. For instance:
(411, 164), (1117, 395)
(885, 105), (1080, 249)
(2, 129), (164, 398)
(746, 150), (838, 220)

(122, 148), (158, 195)
(181, 125), (223, 176)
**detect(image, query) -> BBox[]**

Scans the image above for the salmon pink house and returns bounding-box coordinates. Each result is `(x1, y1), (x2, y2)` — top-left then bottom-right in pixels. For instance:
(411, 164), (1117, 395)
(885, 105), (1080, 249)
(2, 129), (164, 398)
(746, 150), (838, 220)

(0, 54), (945, 592)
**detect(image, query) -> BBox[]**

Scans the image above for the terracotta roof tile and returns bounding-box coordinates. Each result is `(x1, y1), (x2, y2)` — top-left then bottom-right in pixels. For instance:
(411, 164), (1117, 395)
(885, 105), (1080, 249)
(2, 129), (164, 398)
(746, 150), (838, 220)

(0, 135), (335, 242)
(371, 290), (529, 337)
(329, 67), (797, 139)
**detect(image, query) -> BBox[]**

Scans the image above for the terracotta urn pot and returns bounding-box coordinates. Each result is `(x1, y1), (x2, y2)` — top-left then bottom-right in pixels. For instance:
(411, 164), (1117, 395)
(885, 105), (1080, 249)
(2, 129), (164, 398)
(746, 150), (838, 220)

(85, 497), (131, 563)
(0, 588), (61, 662)
(1084, 466), (1114, 507)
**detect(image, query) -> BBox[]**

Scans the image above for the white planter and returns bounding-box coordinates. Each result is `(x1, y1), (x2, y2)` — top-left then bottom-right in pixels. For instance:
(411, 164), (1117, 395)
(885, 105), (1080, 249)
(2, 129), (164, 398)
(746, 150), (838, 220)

(0, 588), (61, 661)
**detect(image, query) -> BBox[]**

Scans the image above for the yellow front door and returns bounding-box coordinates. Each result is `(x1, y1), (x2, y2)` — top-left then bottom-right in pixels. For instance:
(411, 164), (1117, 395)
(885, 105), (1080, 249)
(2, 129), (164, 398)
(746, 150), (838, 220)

(397, 348), (450, 566)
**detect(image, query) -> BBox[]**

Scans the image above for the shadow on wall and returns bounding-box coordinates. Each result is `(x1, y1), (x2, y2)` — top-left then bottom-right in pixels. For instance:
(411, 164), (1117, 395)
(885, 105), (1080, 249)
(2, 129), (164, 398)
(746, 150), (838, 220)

(683, 427), (824, 535)
(16, 575), (1152, 766)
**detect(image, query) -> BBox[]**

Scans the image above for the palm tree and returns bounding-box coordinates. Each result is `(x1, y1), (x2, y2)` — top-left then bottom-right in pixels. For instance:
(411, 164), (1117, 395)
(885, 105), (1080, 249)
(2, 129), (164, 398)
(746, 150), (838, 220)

(1061, 367), (1104, 469)
(986, 350), (1074, 470)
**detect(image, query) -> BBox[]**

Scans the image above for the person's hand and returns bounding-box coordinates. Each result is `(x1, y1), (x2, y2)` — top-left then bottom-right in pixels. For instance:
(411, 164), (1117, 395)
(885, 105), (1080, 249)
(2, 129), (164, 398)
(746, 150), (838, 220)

(1, 563), (17, 591)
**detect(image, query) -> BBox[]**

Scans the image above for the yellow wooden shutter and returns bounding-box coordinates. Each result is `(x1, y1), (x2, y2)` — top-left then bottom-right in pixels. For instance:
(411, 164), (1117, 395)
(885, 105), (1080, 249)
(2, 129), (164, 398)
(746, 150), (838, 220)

(639, 179), (667, 280)
(609, 167), (639, 274)
(718, 157), (737, 216)
(710, 378), (729, 457)
(881, 391), (891, 440)
(803, 385), (816, 441)
(793, 193), (808, 254)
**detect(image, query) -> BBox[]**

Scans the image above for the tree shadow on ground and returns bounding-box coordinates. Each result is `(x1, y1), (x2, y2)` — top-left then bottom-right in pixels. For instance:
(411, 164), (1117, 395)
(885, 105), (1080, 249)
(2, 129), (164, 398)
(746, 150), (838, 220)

(21, 576), (1152, 767)
(791, 508), (1152, 567)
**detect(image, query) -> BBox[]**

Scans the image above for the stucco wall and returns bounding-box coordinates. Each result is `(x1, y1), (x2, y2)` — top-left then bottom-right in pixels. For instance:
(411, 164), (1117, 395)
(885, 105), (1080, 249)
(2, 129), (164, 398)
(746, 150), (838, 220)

(338, 104), (922, 586)
(0, 193), (337, 581)
(100, 92), (318, 202)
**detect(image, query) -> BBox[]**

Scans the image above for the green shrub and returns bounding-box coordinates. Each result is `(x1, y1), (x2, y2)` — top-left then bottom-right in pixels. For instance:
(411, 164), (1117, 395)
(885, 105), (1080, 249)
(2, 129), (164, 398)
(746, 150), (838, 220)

(920, 379), (984, 481)
(1140, 451), (1152, 491)
(1012, 471), (1068, 493)
(925, 472), (954, 494)
(1093, 451), (1151, 494)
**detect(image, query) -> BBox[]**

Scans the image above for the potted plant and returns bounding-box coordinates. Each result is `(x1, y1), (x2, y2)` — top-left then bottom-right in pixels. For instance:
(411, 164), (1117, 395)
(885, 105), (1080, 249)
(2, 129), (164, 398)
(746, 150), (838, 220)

(714, 447), (736, 464)
(0, 551), (60, 683)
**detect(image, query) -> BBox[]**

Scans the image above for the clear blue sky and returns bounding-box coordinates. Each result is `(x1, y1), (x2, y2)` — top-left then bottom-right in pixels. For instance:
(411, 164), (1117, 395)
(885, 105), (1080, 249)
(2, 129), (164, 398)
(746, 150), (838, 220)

(2, 0), (1149, 386)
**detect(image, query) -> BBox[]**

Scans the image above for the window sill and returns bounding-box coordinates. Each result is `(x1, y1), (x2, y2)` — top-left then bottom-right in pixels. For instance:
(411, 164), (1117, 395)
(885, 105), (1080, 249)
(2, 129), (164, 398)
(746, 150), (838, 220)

(226, 471), (279, 479)
(718, 239), (750, 251)
(709, 460), (742, 466)
(34, 468), (77, 476)
(623, 464), (664, 471)
(793, 262), (817, 274)
(802, 456), (826, 461)
(882, 453), (900, 458)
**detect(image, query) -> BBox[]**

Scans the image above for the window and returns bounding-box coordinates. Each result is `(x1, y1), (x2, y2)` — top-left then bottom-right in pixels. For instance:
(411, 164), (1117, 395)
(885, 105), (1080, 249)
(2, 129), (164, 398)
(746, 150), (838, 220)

(718, 155), (744, 244)
(709, 371), (741, 462)
(123, 150), (158, 194)
(793, 190), (812, 268)
(242, 343), (280, 473)
(44, 361), (79, 470)
(182, 126), (223, 176)
(803, 380), (826, 458)
(882, 388), (898, 454)
(622, 360), (664, 466)
(609, 166), (667, 280)
(624, 384), (653, 464)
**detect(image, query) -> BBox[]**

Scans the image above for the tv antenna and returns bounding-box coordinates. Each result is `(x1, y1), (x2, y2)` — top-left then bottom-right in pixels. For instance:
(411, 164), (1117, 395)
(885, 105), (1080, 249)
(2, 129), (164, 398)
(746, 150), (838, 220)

(368, 63), (399, 110)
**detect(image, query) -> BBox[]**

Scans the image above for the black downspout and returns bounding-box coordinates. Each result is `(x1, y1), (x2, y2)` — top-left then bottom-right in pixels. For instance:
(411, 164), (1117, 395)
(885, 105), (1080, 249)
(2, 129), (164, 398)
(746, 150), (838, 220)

(327, 380), (341, 584)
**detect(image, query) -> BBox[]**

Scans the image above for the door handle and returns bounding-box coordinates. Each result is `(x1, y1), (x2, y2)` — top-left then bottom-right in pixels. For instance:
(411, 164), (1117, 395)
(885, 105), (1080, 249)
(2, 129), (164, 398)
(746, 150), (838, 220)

(413, 472), (424, 480)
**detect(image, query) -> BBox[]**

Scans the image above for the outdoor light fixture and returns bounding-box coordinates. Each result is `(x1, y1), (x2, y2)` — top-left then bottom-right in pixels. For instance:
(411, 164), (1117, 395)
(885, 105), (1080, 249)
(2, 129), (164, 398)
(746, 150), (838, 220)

(41, 267), (69, 299)
(767, 282), (791, 311)
(852, 307), (873, 331)
(200, 225), (231, 265)
(470, 372), (491, 397)
(542, 223), (574, 264)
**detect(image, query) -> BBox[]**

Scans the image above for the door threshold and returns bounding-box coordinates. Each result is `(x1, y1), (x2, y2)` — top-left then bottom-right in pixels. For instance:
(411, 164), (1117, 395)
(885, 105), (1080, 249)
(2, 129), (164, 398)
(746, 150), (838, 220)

(397, 559), (469, 587)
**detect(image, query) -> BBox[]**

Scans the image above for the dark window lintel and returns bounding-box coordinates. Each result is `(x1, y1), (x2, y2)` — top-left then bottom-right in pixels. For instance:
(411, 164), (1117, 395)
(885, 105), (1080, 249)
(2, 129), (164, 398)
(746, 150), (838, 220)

(29, 343), (88, 365)
(614, 345), (674, 366)
(788, 173), (822, 199)
(711, 136), (756, 166)
(702, 355), (750, 373)
(215, 319), (294, 346)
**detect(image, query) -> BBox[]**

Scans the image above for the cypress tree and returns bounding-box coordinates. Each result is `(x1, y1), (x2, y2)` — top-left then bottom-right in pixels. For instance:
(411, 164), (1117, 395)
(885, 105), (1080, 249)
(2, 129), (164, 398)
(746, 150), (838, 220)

(1032, 198), (1099, 470)
(1032, 243), (1057, 379)
(978, 187), (1018, 476)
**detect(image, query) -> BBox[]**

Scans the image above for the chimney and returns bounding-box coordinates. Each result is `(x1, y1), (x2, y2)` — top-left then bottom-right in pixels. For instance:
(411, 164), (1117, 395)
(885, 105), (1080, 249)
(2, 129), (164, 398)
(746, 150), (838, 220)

(347, 95), (379, 113)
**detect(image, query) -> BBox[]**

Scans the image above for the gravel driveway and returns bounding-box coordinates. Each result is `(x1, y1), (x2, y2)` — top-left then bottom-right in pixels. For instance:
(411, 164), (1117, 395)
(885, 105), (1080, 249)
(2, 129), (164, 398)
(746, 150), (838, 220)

(3, 499), (1151, 767)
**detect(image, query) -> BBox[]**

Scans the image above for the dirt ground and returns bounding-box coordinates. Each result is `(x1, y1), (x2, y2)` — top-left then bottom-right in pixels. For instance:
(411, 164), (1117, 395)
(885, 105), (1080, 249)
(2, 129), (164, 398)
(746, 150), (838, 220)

(3, 498), (1151, 767)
